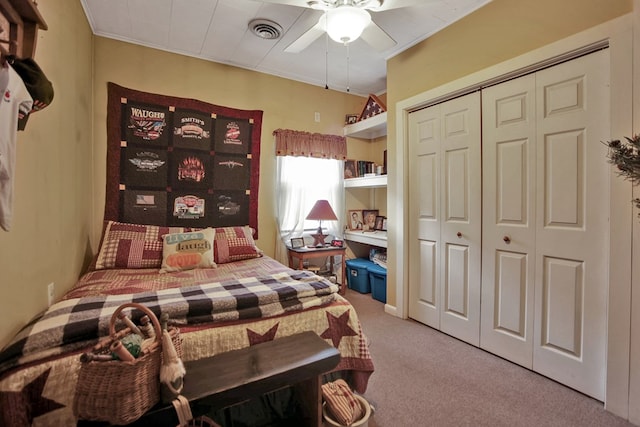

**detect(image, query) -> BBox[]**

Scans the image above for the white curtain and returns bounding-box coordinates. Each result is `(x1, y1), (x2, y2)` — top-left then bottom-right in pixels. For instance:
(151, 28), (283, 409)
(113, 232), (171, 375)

(274, 156), (344, 265)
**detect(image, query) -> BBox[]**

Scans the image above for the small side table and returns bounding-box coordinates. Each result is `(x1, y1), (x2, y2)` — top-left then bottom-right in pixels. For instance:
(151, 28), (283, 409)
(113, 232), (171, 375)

(287, 246), (346, 295)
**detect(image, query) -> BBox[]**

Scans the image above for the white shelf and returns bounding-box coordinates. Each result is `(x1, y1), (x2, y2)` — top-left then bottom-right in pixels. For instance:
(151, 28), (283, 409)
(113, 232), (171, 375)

(344, 175), (387, 188)
(344, 112), (387, 250)
(343, 112), (387, 140)
(344, 230), (387, 248)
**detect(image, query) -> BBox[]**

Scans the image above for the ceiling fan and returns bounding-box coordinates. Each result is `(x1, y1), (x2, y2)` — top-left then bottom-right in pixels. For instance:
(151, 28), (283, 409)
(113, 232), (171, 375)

(261, 0), (424, 53)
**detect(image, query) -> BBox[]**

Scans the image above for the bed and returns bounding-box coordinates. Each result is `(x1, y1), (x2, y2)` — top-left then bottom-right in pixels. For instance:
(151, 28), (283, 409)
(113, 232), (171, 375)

(0, 222), (374, 426)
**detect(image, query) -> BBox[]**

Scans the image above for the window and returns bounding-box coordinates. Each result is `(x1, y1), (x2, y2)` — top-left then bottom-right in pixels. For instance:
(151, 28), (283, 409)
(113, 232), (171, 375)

(275, 156), (344, 259)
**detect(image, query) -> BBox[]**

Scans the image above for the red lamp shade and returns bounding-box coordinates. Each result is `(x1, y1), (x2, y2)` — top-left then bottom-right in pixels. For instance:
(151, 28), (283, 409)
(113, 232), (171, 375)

(306, 200), (338, 222)
(306, 200), (338, 247)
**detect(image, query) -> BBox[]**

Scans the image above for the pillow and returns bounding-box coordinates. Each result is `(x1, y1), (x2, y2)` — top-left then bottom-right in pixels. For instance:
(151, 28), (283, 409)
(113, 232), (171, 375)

(94, 221), (197, 270)
(213, 226), (262, 264)
(321, 379), (364, 426)
(160, 228), (216, 273)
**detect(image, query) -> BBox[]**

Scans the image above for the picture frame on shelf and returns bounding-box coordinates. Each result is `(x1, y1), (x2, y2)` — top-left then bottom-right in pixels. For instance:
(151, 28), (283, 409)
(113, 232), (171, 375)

(290, 237), (305, 249)
(362, 209), (379, 231)
(330, 239), (344, 247)
(374, 216), (386, 231)
(344, 159), (357, 179)
(348, 210), (363, 230)
(345, 114), (359, 125)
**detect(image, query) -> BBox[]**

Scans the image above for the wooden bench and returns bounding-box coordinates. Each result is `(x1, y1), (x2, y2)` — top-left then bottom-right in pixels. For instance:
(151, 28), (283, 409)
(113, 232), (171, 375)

(77, 331), (341, 427)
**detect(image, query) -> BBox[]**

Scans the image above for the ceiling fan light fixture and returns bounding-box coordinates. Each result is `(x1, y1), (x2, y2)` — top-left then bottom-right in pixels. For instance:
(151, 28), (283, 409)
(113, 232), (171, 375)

(325, 6), (371, 44)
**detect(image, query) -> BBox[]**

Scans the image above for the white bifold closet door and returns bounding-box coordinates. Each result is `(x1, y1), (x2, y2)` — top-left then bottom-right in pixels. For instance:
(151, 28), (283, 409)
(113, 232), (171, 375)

(408, 92), (482, 347)
(481, 49), (610, 400)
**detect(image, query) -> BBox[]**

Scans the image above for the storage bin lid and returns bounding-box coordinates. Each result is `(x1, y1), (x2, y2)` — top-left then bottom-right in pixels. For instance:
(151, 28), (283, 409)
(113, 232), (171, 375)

(346, 258), (375, 268)
(367, 263), (387, 275)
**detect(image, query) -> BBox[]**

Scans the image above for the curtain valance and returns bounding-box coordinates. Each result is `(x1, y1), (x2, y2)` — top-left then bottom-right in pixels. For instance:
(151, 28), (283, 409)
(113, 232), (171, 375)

(273, 128), (347, 160)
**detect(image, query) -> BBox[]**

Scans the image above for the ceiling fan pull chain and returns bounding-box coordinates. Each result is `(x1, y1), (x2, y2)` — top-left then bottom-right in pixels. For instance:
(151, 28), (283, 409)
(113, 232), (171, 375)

(346, 42), (350, 93)
(325, 30), (329, 90)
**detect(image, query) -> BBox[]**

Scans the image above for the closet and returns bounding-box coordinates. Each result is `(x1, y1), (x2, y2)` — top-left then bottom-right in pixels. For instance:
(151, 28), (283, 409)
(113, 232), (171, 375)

(408, 49), (610, 400)
(407, 92), (482, 347)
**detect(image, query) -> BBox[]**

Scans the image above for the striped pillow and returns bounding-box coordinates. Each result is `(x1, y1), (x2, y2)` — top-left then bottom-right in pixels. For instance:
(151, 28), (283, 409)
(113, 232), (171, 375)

(321, 379), (364, 426)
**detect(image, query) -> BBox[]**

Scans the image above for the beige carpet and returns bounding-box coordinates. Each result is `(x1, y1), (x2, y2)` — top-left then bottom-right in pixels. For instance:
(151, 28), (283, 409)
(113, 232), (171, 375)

(343, 289), (634, 427)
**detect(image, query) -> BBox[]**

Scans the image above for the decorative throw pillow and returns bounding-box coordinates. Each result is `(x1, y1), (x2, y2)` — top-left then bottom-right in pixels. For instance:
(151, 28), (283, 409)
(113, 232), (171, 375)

(321, 379), (364, 426)
(213, 226), (262, 264)
(160, 228), (216, 273)
(94, 221), (196, 270)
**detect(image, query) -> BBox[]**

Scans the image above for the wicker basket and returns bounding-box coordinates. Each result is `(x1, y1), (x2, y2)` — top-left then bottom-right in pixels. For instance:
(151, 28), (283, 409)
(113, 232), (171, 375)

(73, 302), (182, 425)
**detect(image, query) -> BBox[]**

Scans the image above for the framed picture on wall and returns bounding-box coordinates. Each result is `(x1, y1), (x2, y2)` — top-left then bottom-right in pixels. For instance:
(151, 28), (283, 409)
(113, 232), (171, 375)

(362, 209), (379, 231)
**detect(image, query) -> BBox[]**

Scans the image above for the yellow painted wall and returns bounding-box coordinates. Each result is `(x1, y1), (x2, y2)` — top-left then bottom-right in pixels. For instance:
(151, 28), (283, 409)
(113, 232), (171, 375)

(0, 0), (94, 348)
(91, 37), (365, 263)
(383, 0), (633, 307)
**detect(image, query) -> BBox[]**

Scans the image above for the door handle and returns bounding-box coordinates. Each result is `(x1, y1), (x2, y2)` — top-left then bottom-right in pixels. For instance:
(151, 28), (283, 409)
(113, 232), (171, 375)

(503, 236), (511, 244)
(456, 232), (462, 238)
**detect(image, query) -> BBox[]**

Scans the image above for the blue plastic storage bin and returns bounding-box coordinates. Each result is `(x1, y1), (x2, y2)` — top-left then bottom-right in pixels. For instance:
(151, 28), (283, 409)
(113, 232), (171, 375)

(345, 258), (374, 293)
(367, 263), (387, 303)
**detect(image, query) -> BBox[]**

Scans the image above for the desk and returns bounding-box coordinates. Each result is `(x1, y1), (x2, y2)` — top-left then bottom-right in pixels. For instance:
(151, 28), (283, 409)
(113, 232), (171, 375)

(287, 246), (346, 295)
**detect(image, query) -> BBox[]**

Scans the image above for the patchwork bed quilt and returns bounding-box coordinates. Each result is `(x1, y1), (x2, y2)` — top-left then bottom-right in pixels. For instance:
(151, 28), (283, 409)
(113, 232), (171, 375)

(0, 263), (374, 426)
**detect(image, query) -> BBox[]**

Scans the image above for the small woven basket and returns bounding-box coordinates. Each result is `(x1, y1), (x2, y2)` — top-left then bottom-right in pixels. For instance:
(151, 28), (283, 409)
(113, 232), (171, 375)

(73, 302), (182, 425)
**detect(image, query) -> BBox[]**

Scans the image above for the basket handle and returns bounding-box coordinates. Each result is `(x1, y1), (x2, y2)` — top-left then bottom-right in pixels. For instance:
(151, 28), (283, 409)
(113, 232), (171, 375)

(109, 302), (162, 347)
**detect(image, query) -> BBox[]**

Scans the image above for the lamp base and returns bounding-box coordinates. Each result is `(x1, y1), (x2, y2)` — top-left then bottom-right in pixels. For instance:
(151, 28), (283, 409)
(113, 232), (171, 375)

(310, 233), (328, 247)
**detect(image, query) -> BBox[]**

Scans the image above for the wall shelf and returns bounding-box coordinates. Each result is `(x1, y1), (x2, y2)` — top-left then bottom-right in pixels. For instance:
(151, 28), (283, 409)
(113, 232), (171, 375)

(0, 0), (48, 59)
(344, 175), (387, 188)
(344, 230), (387, 248)
(344, 110), (387, 250)
(344, 112), (387, 140)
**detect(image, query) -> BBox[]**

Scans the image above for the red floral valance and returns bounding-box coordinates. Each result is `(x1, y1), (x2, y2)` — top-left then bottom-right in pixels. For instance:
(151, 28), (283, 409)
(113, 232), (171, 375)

(273, 129), (347, 160)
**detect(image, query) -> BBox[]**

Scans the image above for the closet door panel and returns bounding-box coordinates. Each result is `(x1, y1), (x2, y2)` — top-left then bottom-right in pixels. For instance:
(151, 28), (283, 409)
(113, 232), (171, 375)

(418, 240), (438, 304)
(445, 243), (469, 316)
(409, 105), (441, 328)
(541, 256), (583, 355)
(439, 92), (481, 346)
(533, 49), (609, 401)
(481, 74), (536, 367)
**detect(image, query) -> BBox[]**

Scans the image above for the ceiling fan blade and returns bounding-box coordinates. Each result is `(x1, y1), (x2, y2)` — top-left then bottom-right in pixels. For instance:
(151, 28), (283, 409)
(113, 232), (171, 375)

(368, 0), (428, 11)
(284, 20), (326, 53)
(260, 0), (315, 7)
(360, 21), (396, 52)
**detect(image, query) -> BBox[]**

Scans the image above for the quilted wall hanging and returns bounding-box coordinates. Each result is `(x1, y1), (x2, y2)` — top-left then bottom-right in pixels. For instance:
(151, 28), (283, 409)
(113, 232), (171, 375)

(105, 83), (263, 237)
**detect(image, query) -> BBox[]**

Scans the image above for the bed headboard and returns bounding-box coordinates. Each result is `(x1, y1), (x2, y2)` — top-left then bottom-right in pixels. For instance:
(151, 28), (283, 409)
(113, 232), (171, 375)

(104, 83), (262, 237)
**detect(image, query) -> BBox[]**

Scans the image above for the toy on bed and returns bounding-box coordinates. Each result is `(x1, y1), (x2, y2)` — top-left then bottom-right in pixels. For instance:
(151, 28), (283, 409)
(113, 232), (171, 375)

(0, 221), (374, 426)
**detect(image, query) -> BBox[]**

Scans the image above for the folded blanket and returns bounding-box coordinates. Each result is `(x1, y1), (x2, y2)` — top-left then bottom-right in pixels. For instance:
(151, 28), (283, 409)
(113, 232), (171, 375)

(0, 270), (338, 375)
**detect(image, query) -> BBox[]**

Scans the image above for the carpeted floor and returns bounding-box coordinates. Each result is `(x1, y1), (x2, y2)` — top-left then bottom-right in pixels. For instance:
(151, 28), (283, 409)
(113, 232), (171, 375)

(343, 289), (634, 427)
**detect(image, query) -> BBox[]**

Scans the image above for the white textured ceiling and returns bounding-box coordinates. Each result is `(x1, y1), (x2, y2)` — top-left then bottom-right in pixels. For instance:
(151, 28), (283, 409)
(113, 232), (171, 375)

(80, 0), (491, 96)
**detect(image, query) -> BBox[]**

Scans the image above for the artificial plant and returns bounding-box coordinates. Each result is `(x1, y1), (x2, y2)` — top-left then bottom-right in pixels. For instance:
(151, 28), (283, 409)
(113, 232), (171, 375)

(605, 134), (640, 216)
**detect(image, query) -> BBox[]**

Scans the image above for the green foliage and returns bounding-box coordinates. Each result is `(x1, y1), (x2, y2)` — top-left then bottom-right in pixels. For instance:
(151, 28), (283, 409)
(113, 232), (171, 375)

(605, 135), (640, 214)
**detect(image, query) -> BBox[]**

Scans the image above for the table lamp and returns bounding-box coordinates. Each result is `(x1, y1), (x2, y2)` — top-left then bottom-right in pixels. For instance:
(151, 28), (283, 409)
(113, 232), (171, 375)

(306, 200), (338, 247)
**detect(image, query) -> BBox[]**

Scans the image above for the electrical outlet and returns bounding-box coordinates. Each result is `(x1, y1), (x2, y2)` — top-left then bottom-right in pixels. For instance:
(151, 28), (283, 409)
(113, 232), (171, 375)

(314, 112), (320, 122)
(47, 282), (55, 306)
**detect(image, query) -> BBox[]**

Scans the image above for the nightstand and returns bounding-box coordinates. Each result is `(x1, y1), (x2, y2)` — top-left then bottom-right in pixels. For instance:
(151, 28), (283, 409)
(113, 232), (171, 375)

(287, 246), (346, 295)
